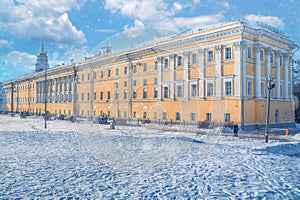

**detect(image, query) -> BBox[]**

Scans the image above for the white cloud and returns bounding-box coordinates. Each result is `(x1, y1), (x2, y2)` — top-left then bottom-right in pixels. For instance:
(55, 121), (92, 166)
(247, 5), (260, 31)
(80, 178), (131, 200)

(0, 40), (13, 49)
(2, 50), (36, 74)
(96, 29), (116, 33)
(104, 0), (224, 32)
(0, 0), (87, 46)
(244, 14), (285, 28)
(124, 19), (145, 38)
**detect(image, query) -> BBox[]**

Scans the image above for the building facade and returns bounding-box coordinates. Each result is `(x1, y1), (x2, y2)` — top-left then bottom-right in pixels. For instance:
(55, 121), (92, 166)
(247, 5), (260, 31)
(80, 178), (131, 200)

(1, 21), (298, 129)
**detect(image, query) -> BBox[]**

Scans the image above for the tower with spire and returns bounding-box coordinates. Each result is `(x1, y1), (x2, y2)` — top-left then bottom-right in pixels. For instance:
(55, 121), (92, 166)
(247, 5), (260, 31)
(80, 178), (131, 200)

(35, 40), (49, 72)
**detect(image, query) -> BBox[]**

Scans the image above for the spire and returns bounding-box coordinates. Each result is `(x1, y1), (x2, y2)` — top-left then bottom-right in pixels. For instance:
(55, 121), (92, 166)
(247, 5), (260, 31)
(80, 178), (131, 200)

(41, 39), (45, 54)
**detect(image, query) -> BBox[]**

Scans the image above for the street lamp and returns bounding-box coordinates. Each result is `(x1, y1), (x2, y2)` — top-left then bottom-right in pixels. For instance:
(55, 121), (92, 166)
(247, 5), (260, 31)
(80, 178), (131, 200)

(265, 77), (275, 143)
(44, 68), (47, 129)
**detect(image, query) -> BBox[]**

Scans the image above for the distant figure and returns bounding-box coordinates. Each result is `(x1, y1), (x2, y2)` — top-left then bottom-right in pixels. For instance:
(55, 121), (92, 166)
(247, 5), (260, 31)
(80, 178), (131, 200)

(233, 124), (239, 137)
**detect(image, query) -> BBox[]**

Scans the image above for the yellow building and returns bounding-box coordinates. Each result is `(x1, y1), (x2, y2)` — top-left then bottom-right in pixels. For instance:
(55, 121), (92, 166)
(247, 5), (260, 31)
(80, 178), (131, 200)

(1, 21), (298, 129)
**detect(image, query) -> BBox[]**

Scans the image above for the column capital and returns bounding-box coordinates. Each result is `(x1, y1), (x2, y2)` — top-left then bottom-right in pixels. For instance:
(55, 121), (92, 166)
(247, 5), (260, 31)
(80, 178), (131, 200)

(276, 50), (281, 56)
(198, 48), (204, 55)
(234, 41), (242, 50)
(157, 56), (162, 62)
(266, 47), (272, 56)
(254, 44), (262, 53)
(169, 54), (175, 60)
(215, 45), (222, 54)
(183, 52), (189, 57)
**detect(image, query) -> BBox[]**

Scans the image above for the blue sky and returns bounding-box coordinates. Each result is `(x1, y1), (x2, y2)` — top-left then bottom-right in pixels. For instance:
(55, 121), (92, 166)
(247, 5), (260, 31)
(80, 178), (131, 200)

(0, 0), (299, 82)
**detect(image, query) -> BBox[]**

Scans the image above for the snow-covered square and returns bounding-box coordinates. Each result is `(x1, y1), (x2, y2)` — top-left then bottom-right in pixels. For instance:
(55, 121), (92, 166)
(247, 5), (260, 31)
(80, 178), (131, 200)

(0, 115), (300, 199)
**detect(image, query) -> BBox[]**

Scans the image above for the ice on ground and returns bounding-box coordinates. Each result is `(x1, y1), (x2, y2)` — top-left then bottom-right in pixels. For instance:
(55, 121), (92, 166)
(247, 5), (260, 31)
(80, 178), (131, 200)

(0, 115), (299, 199)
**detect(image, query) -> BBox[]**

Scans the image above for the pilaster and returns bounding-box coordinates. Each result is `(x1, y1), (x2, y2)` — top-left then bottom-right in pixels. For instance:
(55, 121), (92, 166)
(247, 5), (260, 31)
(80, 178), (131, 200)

(255, 44), (262, 98)
(198, 49), (205, 99)
(215, 45), (222, 99)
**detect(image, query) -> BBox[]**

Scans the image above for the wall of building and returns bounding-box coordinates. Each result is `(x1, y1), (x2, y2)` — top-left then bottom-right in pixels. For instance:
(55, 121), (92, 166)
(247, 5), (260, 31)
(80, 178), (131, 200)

(1, 21), (297, 129)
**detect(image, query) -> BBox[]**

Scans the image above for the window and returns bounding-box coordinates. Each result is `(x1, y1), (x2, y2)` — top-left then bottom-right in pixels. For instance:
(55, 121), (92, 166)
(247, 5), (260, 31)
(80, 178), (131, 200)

(124, 90), (127, 100)
(133, 112), (136, 118)
(143, 88), (147, 99)
(87, 92), (90, 101)
(124, 67), (127, 74)
(191, 53), (197, 64)
(154, 61), (158, 70)
(81, 93), (84, 101)
(270, 52), (274, 64)
(225, 81), (232, 96)
(107, 91), (111, 100)
(247, 46), (252, 59)
(115, 91), (119, 100)
(164, 86), (169, 98)
(260, 49), (264, 61)
(124, 111), (127, 119)
(280, 85), (283, 98)
(143, 79), (147, 86)
(247, 80), (253, 96)
(190, 113), (195, 121)
(191, 84), (197, 97)
(224, 113), (230, 122)
(143, 112), (147, 119)
(108, 69), (111, 77)
(143, 63), (147, 72)
(153, 112), (157, 119)
(164, 58), (169, 68)
(124, 81), (127, 87)
(100, 92), (103, 100)
(207, 50), (214, 62)
(114, 82), (118, 88)
(133, 90), (136, 99)
(116, 68), (119, 76)
(177, 85), (182, 97)
(133, 80), (136, 86)
(94, 92), (96, 100)
(82, 74), (84, 81)
(133, 65), (136, 73)
(154, 78), (157, 84)
(100, 71), (103, 78)
(154, 88), (158, 98)
(162, 112), (167, 120)
(88, 73), (90, 80)
(176, 112), (180, 120)
(261, 83), (265, 97)
(206, 113), (212, 121)
(207, 83), (214, 96)
(94, 72), (97, 79)
(225, 47), (232, 59)
(177, 56), (182, 66)
(107, 111), (110, 117)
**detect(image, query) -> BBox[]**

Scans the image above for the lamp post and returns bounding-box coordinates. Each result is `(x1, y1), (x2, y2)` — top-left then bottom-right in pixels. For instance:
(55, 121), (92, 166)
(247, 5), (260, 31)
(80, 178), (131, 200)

(44, 69), (47, 129)
(265, 77), (275, 143)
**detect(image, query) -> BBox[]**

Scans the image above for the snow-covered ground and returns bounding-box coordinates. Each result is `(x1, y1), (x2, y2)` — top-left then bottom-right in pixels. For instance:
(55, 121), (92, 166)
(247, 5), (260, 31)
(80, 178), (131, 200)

(0, 115), (300, 199)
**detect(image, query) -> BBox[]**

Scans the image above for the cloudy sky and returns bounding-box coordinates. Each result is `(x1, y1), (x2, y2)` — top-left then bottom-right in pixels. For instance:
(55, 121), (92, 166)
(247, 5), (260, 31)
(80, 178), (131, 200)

(0, 0), (299, 82)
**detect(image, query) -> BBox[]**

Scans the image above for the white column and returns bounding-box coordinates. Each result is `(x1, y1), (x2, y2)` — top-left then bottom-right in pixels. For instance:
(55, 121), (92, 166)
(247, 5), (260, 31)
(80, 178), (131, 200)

(276, 50), (281, 99)
(234, 42), (241, 99)
(170, 54), (175, 100)
(157, 56), (162, 101)
(183, 52), (189, 100)
(255, 44), (262, 98)
(215, 45), (222, 99)
(289, 54), (293, 99)
(242, 42), (247, 98)
(284, 53), (289, 99)
(266, 48), (271, 80)
(199, 49), (205, 99)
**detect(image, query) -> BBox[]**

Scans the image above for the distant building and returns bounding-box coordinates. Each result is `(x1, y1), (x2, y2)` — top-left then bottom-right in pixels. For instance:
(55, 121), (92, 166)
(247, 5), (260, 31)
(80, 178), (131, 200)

(1, 21), (298, 129)
(35, 40), (49, 73)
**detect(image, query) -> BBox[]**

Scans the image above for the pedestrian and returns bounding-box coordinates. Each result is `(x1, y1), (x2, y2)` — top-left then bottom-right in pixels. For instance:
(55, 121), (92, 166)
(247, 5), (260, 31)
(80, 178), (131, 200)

(233, 124), (239, 136)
